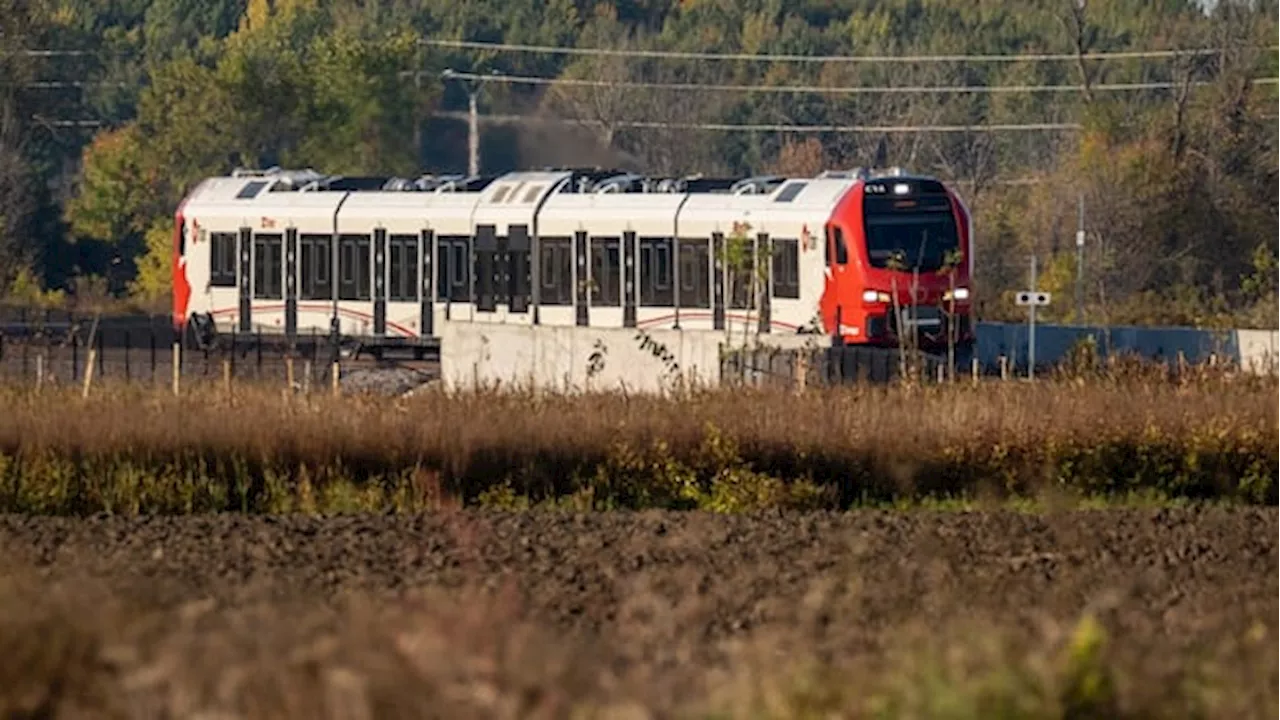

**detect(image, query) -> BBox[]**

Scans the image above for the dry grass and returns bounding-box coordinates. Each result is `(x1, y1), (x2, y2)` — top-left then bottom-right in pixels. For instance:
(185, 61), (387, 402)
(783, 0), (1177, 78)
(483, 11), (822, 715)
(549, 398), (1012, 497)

(0, 561), (1273, 720)
(0, 372), (1274, 513)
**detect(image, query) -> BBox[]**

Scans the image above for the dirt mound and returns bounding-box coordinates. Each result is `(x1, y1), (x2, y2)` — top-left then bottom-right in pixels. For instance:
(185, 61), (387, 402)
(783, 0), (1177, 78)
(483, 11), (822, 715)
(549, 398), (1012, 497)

(0, 508), (1275, 718)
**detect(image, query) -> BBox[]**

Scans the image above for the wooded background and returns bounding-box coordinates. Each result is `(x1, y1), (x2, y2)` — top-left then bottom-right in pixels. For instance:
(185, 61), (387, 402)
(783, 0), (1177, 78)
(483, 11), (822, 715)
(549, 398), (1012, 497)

(2, 0), (1276, 327)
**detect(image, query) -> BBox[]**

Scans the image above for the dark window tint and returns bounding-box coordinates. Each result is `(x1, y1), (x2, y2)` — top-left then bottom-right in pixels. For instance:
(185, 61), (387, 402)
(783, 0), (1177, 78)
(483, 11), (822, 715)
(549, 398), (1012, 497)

(590, 236), (621, 306)
(338, 234), (371, 301)
(677, 239), (710, 308)
(771, 238), (800, 299)
(388, 234), (419, 302)
(828, 225), (848, 265)
(299, 234), (332, 301)
(210, 232), (237, 287)
(253, 233), (283, 299)
(639, 237), (674, 306)
(539, 236), (573, 305)
(236, 181), (267, 199)
(863, 209), (960, 272)
(775, 182), (806, 202)
(435, 235), (472, 303)
(727, 241), (757, 310)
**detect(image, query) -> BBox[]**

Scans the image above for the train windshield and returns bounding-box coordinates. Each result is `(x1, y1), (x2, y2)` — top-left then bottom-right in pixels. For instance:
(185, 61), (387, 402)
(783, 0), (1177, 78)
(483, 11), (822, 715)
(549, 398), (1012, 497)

(863, 194), (960, 273)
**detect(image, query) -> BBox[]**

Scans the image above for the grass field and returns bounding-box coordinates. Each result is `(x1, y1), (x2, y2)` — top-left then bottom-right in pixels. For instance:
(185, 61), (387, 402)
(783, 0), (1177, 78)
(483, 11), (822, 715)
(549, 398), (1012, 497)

(0, 369), (1274, 514)
(0, 370), (1275, 718)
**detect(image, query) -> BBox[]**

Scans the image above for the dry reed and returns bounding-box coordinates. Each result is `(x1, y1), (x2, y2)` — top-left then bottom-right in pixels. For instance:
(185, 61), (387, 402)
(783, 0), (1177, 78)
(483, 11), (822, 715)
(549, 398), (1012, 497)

(0, 373), (1274, 514)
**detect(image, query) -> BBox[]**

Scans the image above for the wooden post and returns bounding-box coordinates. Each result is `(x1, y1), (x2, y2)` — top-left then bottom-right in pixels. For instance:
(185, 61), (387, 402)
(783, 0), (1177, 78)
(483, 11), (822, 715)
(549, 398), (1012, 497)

(286, 356), (295, 391)
(331, 361), (340, 396)
(999, 355), (1008, 381)
(222, 358), (232, 398)
(936, 364), (945, 384)
(971, 357), (979, 386)
(303, 359), (312, 395)
(82, 348), (97, 398)
(172, 341), (181, 396)
(35, 353), (44, 392)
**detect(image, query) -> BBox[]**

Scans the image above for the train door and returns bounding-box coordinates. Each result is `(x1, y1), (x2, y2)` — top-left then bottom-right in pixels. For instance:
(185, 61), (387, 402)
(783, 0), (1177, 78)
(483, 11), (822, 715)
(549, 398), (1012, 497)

(336, 231), (373, 336)
(419, 228), (434, 338)
(238, 225), (252, 333)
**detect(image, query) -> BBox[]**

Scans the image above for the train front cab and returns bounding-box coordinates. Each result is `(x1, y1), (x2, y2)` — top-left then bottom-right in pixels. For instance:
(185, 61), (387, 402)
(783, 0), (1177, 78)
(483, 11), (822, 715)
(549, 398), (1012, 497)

(821, 176), (974, 354)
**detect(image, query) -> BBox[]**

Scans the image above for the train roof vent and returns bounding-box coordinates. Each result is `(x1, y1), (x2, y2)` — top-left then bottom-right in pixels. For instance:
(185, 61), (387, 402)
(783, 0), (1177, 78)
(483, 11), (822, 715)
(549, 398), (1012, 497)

(232, 167), (328, 190)
(433, 175), (500, 193)
(816, 167), (870, 180)
(594, 173), (645, 193)
(730, 175), (785, 195)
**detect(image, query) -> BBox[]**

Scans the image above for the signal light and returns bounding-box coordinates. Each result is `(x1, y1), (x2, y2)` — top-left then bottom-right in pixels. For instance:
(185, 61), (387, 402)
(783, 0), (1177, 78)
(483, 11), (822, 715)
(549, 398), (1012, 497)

(862, 289), (891, 303)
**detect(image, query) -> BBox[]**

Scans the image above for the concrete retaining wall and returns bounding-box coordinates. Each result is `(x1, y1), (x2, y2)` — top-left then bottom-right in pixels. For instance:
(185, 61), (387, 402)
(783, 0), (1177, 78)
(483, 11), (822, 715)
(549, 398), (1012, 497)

(439, 322), (797, 393)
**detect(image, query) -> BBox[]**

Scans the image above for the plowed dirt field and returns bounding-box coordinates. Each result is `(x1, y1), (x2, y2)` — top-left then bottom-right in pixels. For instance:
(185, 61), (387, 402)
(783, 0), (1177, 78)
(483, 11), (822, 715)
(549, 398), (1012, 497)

(1, 508), (1275, 718)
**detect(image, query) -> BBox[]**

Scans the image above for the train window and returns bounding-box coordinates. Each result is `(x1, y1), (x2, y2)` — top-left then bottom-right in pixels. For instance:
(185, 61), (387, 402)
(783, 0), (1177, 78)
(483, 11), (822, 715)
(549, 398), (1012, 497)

(639, 237), (673, 306)
(435, 235), (472, 303)
(772, 238), (800, 299)
(590, 236), (621, 307)
(338, 234), (371, 301)
(827, 225), (848, 265)
(508, 225), (531, 313)
(388, 234), (418, 302)
(252, 233), (283, 300)
(539, 236), (573, 305)
(677, 239), (711, 308)
(474, 225), (497, 312)
(492, 186), (511, 203)
(727, 243), (757, 310)
(235, 181), (267, 200)
(774, 182), (806, 203)
(299, 234), (332, 301)
(522, 185), (543, 203)
(209, 232), (237, 287)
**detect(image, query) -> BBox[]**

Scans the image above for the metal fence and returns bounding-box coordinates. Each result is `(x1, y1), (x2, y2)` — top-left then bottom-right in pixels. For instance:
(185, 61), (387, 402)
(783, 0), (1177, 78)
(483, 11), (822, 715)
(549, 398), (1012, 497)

(0, 308), (355, 389)
(721, 344), (954, 389)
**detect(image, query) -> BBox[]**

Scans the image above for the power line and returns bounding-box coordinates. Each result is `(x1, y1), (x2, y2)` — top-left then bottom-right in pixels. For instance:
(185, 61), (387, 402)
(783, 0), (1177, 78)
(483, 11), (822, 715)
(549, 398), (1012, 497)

(441, 69), (1280, 95)
(22, 81), (129, 89)
(431, 110), (1082, 133)
(19, 50), (100, 57)
(421, 37), (1278, 65)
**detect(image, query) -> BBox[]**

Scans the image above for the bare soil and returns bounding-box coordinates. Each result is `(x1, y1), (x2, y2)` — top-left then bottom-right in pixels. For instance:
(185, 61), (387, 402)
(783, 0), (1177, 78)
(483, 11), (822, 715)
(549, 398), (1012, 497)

(0, 508), (1275, 718)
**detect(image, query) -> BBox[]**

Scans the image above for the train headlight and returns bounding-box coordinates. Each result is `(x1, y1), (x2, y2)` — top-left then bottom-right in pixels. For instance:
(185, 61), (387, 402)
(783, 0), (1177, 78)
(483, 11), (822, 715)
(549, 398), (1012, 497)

(862, 289), (891, 303)
(944, 287), (970, 301)
(893, 183), (910, 195)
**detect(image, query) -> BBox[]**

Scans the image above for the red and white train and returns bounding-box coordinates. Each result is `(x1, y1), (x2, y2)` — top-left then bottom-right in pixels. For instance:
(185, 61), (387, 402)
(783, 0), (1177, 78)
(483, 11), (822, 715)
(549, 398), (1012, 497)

(172, 166), (974, 354)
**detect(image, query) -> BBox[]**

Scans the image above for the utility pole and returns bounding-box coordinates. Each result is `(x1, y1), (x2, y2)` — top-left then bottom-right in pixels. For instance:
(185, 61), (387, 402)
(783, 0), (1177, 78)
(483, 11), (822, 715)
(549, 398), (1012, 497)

(412, 59), (422, 171)
(1075, 191), (1085, 324)
(467, 87), (479, 176)
(441, 68), (496, 177)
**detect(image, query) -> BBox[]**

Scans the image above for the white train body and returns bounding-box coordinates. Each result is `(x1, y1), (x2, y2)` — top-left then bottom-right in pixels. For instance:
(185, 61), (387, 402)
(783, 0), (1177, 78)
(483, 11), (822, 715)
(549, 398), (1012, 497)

(172, 167), (975, 350)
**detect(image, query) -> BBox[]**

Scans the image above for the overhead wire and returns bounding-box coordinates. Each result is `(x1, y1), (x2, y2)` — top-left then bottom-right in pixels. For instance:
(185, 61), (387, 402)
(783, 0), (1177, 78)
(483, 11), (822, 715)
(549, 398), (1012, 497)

(430, 111), (1082, 133)
(438, 69), (1280, 95)
(420, 37), (1280, 64)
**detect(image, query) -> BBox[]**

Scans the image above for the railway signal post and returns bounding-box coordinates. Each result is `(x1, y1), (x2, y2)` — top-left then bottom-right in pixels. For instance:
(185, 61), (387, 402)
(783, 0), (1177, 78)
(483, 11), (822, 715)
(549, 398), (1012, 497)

(1016, 254), (1051, 379)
